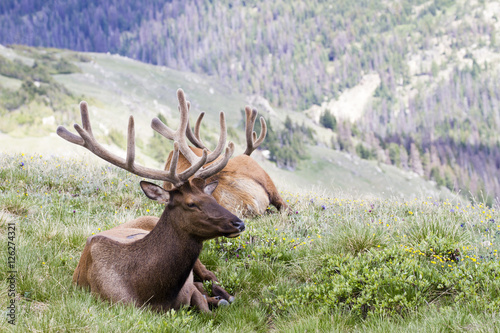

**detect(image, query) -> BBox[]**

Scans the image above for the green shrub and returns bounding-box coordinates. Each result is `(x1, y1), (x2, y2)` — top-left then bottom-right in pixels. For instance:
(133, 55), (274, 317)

(262, 245), (500, 317)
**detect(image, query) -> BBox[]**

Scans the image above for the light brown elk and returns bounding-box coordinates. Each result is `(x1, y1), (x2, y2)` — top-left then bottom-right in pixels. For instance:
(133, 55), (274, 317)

(154, 94), (288, 217)
(56, 95), (245, 313)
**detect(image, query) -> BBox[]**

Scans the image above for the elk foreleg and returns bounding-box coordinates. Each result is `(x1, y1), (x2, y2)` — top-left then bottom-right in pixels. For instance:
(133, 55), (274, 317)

(193, 259), (234, 303)
(193, 282), (230, 307)
(189, 286), (211, 313)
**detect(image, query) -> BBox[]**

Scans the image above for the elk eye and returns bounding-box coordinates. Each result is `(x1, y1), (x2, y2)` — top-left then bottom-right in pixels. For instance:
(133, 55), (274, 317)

(187, 202), (197, 208)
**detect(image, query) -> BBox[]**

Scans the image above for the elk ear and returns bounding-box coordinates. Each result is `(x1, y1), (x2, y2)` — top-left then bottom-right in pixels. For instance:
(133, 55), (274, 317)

(204, 181), (219, 196)
(140, 181), (170, 204)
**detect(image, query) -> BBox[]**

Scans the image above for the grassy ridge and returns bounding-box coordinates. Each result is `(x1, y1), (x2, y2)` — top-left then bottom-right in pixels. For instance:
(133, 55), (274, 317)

(1, 153), (500, 332)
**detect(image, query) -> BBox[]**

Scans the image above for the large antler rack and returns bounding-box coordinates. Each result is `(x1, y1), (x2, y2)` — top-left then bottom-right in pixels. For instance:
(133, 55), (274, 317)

(56, 92), (232, 188)
(243, 106), (267, 156)
(151, 89), (234, 178)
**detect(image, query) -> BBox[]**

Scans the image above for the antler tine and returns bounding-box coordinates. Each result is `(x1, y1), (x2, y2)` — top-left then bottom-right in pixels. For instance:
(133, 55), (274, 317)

(80, 101), (93, 135)
(254, 116), (267, 147)
(151, 89), (200, 165)
(56, 101), (90, 146)
(244, 106), (257, 155)
(151, 117), (176, 140)
(204, 112), (227, 163)
(193, 110), (204, 145)
(185, 110), (228, 164)
(243, 106), (267, 156)
(169, 142), (180, 176)
(176, 89), (199, 162)
(126, 116), (135, 168)
(185, 111), (205, 149)
(195, 142), (235, 179)
(57, 101), (207, 188)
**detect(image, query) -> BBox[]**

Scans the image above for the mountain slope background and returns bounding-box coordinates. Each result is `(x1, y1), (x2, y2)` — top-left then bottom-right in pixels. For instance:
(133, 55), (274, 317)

(1, 0), (500, 203)
(0, 45), (451, 201)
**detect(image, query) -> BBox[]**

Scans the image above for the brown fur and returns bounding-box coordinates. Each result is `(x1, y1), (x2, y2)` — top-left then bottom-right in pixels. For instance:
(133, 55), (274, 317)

(72, 180), (244, 313)
(163, 147), (287, 216)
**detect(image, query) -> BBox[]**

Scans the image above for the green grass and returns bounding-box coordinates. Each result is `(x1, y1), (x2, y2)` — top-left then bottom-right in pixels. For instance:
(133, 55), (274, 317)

(1, 152), (499, 332)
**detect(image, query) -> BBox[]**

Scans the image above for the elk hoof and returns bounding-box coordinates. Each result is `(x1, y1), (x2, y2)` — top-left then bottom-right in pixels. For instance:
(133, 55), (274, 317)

(229, 296), (235, 303)
(217, 299), (230, 306)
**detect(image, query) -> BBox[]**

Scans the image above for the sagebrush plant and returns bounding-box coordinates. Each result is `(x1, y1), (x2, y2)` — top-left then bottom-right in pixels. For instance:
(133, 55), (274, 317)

(1, 152), (500, 332)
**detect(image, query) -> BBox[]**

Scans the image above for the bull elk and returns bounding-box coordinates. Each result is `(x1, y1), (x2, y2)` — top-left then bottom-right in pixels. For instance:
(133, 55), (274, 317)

(154, 93), (288, 217)
(152, 90), (288, 293)
(56, 93), (245, 313)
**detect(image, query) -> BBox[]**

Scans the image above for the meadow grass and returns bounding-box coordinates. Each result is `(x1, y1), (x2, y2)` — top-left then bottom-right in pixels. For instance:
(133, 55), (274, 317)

(1, 152), (499, 332)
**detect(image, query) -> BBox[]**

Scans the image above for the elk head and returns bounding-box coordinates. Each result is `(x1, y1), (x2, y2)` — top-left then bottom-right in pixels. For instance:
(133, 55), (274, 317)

(140, 178), (245, 240)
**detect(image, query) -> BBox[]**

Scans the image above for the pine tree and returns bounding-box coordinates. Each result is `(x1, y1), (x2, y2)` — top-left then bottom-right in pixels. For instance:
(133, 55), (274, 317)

(320, 109), (337, 130)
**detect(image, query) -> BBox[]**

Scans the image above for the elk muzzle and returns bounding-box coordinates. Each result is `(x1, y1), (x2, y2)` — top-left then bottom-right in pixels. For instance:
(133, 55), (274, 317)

(225, 218), (245, 238)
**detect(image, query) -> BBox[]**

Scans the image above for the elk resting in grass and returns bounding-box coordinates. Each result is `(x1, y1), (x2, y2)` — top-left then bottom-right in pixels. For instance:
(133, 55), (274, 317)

(154, 91), (288, 217)
(56, 93), (244, 313)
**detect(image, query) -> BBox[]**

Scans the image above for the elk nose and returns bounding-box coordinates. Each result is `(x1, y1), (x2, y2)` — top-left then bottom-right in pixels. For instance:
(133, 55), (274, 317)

(232, 219), (245, 232)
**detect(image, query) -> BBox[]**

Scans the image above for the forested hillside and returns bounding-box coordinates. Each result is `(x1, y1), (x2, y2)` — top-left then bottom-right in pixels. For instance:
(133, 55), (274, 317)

(1, 0), (500, 203)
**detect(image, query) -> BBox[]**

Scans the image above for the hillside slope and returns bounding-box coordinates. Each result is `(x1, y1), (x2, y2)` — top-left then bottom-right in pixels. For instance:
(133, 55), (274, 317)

(0, 45), (450, 200)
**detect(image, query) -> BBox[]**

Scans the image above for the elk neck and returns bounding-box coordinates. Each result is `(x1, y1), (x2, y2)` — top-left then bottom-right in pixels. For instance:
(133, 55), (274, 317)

(129, 206), (203, 303)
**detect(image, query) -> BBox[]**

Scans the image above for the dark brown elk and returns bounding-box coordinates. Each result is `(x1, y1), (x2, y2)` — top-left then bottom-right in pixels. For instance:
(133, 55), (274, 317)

(154, 94), (288, 217)
(151, 90), (288, 293)
(56, 95), (245, 313)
